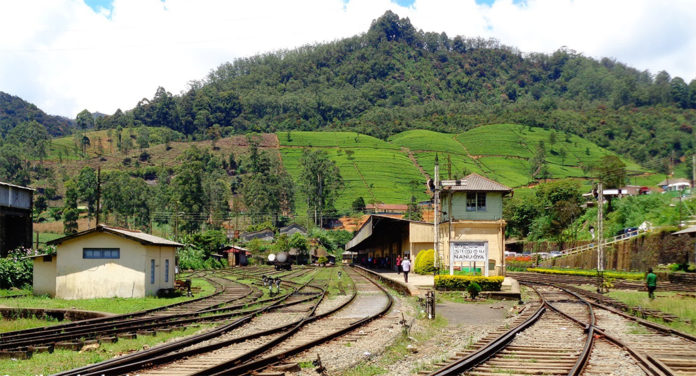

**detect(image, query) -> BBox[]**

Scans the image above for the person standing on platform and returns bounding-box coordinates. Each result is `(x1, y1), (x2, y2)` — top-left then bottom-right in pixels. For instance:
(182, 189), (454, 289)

(396, 255), (402, 274)
(646, 267), (657, 299)
(401, 256), (411, 283)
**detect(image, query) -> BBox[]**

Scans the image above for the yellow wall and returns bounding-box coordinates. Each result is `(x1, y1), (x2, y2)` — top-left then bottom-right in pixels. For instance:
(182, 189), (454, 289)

(54, 232), (176, 299)
(438, 220), (506, 276)
(32, 256), (56, 296)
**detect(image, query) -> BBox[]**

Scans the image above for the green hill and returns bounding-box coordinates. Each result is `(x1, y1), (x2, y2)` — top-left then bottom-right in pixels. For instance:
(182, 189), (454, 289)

(277, 125), (660, 214)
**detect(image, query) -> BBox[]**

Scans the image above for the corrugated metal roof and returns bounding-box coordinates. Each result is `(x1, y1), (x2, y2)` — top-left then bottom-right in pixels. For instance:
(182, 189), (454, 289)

(441, 173), (512, 192)
(672, 226), (696, 235)
(0, 181), (35, 191)
(48, 224), (183, 247)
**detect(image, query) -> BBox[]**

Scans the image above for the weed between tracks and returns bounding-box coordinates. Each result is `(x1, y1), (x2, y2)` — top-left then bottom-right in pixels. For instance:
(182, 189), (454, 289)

(604, 289), (696, 336)
(0, 278), (215, 322)
(0, 324), (215, 375)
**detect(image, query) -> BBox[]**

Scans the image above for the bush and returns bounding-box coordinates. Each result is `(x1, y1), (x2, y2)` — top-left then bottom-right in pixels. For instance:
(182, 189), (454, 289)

(434, 275), (504, 291)
(414, 249), (436, 274)
(467, 281), (482, 299)
(0, 249), (34, 289)
(317, 256), (328, 265)
(526, 268), (644, 280)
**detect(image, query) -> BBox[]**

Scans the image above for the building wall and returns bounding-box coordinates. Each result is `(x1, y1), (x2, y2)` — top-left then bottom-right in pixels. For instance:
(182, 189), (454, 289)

(32, 256), (56, 296)
(443, 192), (504, 221)
(53, 232), (175, 299)
(438, 220), (506, 276)
(145, 245), (175, 296)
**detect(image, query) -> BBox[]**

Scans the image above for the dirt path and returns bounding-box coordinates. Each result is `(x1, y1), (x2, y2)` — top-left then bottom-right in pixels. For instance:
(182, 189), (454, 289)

(352, 161), (377, 204)
(401, 147), (430, 179)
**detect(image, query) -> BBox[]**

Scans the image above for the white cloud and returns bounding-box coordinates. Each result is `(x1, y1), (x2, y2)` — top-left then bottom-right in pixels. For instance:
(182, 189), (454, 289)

(0, 0), (694, 118)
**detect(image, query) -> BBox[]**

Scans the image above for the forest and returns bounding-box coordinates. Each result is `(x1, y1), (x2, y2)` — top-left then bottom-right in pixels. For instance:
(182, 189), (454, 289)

(1, 11), (695, 246)
(81, 11), (696, 174)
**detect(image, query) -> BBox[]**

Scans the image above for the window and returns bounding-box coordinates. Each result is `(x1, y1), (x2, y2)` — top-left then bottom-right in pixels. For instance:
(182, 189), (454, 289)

(83, 248), (120, 259)
(466, 192), (487, 212)
(466, 193), (477, 211)
(150, 259), (155, 284)
(164, 259), (169, 283)
(477, 192), (487, 211)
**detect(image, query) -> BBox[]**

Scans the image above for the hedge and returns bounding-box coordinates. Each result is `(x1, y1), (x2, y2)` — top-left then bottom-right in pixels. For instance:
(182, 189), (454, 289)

(414, 249), (436, 274)
(435, 275), (504, 291)
(526, 268), (644, 280)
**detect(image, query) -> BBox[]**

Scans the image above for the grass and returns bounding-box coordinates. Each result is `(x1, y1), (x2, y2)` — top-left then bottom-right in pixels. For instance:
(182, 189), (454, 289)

(279, 131), (397, 149)
(389, 130), (466, 154)
(0, 315), (65, 333)
(0, 278), (214, 318)
(0, 323), (215, 375)
(280, 145), (428, 214)
(605, 289), (696, 336)
(336, 303), (449, 376)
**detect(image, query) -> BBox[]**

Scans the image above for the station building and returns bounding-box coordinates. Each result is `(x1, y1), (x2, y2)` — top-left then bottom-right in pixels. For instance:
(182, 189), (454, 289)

(31, 225), (182, 299)
(344, 215), (433, 269)
(0, 181), (33, 257)
(344, 173), (511, 277)
(436, 173), (512, 276)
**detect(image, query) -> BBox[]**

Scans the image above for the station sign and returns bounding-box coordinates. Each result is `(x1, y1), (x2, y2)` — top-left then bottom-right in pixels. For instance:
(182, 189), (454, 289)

(450, 241), (488, 262)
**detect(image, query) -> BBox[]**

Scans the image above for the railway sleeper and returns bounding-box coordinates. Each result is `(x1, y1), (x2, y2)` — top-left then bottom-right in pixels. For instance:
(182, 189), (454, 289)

(0, 349), (32, 359)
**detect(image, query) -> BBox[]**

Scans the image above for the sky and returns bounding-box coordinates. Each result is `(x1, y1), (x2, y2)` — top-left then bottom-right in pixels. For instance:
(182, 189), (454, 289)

(1, 0), (695, 118)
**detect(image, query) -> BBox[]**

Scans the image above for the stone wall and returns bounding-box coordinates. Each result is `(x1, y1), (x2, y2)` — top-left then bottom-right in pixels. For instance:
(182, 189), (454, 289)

(539, 231), (696, 271)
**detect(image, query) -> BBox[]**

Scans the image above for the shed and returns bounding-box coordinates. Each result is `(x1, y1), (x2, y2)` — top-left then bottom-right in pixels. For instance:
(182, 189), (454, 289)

(0, 181), (34, 257)
(240, 229), (275, 242)
(34, 225), (182, 299)
(223, 245), (251, 267)
(279, 224), (307, 237)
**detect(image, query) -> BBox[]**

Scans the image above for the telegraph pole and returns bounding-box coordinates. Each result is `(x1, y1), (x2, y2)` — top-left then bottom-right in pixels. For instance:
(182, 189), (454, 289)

(433, 155), (440, 269)
(596, 182), (604, 292)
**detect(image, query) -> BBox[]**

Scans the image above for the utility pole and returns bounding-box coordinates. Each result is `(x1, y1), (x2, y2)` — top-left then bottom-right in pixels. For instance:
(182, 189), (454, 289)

(691, 154), (696, 196)
(433, 155), (440, 269)
(596, 182), (604, 292)
(95, 167), (101, 226)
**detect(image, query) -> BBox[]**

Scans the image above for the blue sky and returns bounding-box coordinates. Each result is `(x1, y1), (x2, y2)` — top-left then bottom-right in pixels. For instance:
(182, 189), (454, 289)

(1, 0), (694, 117)
(84, 0), (113, 12)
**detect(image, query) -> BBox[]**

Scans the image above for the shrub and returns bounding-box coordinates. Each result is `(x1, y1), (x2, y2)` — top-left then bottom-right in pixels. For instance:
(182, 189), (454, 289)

(414, 249), (436, 274)
(526, 268), (644, 280)
(434, 275), (504, 291)
(317, 256), (328, 265)
(0, 249), (35, 289)
(467, 281), (482, 299)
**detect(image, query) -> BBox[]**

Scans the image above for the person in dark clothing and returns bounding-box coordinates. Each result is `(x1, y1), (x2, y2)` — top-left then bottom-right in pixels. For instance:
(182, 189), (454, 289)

(646, 267), (657, 299)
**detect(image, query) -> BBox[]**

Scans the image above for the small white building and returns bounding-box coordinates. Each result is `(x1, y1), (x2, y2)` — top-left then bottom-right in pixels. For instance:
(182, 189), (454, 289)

(658, 178), (691, 192)
(32, 225), (182, 299)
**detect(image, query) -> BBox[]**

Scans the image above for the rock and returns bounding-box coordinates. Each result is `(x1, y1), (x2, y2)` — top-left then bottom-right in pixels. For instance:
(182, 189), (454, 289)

(79, 343), (100, 352)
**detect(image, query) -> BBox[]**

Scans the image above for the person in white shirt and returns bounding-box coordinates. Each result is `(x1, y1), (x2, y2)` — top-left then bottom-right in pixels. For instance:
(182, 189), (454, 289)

(401, 257), (411, 283)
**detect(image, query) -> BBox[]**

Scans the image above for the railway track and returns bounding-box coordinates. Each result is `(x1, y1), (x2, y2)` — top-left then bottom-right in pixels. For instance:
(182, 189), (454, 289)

(0, 269), (315, 356)
(53, 265), (392, 376)
(52, 269), (323, 376)
(428, 282), (696, 376)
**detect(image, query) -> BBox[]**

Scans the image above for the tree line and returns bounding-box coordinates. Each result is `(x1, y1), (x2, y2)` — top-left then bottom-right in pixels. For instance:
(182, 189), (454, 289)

(65, 10), (696, 174)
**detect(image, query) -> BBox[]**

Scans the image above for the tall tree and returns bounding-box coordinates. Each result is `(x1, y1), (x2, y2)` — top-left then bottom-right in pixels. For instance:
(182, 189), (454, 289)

(63, 180), (79, 234)
(75, 109), (94, 130)
(76, 167), (98, 223)
(298, 149), (343, 227)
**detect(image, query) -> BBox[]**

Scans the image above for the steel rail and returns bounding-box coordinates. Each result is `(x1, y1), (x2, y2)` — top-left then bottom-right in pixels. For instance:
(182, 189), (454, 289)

(0, 272), (233, 340)
(527, 283), (595, 376)
(427, 301), (546, 376)
(52, 272), (321, 376)
(199, 266), (393, 376)
(547, 283), (670, 376)
(560, 284), (696, 343)
(0, 278), (266, 350)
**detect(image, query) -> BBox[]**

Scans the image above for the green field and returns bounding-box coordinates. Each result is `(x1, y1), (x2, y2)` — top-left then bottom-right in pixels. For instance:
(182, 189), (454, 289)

(277, 124), (659, 212)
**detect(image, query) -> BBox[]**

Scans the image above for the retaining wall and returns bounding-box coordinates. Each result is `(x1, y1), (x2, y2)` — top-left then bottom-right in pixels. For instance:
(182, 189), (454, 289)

(539, 232), (696, 271)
